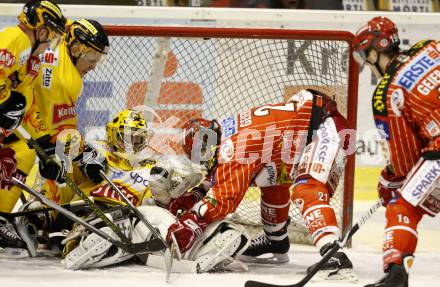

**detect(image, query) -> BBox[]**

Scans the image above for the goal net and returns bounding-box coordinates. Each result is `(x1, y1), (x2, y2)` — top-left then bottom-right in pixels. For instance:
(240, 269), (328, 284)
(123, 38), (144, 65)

(79, 25), (358, 244)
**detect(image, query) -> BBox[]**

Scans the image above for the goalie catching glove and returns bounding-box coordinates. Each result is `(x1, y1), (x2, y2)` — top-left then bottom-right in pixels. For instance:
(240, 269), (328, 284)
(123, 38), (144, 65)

(166, 212), (208, 253)
(378, 166), (405, 206)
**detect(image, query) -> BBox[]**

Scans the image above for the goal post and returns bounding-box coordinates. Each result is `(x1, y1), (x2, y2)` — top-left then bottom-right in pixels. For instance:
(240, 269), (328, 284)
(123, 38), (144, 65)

(79, 25), (359, 244)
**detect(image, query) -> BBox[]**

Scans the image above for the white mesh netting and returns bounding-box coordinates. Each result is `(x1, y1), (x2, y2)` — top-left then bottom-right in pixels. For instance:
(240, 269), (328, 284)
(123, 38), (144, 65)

(78, 26), (355, 244)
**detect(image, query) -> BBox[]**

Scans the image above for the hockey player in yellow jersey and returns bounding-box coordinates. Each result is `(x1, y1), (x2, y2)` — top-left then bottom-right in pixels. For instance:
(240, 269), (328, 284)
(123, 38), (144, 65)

(0, 0), (66, 257)
(0, 0), (65, 105)
(0, 19), (109, 216)
(0, 0), (65, 138)
(28, 18), (110, 140)
(28, 19), (110, 205)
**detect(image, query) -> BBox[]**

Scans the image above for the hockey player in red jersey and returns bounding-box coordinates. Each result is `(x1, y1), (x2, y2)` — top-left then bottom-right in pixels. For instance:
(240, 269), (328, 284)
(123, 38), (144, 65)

(353, 16), (440, 287)
(166, 89), (355, 279)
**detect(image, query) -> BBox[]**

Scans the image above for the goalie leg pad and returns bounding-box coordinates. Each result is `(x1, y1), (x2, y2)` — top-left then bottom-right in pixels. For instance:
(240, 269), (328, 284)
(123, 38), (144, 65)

(186, 220), (250, 273)
(63, 226), (115, 270)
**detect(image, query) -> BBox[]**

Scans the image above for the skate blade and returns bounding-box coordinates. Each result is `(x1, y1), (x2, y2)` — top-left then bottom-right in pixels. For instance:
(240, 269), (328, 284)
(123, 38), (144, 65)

(239, 253), (289, 264)
(313, 268), (358, 282)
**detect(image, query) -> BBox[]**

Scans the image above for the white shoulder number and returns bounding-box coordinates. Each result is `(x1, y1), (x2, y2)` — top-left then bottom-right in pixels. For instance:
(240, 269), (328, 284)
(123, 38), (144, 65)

(253, 103), (297, 117)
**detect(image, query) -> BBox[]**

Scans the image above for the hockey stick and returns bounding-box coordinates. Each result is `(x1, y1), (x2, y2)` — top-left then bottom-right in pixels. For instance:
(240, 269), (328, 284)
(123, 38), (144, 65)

(99, 169), (171, 281)
(11, 177), (164, 254)
(14, 126), (159, 254)
(244, 198), (384, 287)
(0, 197), (92, 220)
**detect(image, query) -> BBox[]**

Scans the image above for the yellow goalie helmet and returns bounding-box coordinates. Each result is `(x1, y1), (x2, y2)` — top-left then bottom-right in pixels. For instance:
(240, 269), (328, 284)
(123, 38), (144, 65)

(106, 110), (150, 154)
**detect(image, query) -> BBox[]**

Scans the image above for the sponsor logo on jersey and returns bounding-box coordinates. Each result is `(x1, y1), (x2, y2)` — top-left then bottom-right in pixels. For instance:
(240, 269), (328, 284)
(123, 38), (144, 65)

(0, 49), (15, 67)
(42, 67), (53, 88)
(424, 120), (440, 138)
(390, 88), (404, 116)
(416, 69), (440, 96)
(372, 74), (391, 116)
(220, 116), (237, 138)
(410, 161), (440, 200)
(26, 56), (40, 77)
(130, 171), (150, 187)
(316, 123), (330, 164)
(44, 51), (56, 64)
(91, 183), (139, 205)
(239, 110), (252, 127)
(396, 51), (439, 90)
(53, 103), (76, 124)
(18, 47), (31, 66)
(374, 119), (390, 140)
(253, 163), (277, 187)
(219, 138), (234, 163)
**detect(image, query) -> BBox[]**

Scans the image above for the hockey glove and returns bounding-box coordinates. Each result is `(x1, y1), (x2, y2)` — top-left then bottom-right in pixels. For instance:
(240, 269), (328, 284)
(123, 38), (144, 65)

(0, 91), (26, 132)
(38, 154), (68, 184)
(73, 144), (106, 184)
(420, 137), (440, 159)
(168, 187), (207, 216)
(166, 212), (208, 253)
(0, 147), (17, 189)
(378, 166), (404, 206)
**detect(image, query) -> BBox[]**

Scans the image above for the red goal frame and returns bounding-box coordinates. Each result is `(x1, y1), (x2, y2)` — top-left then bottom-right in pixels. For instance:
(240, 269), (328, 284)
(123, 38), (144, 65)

(103, 25), (359, 241)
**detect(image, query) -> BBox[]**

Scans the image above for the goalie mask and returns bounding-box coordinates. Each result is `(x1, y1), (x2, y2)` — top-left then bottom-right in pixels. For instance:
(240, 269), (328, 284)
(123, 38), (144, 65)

(182, 118), (221, 172)
(106, 110), (150, 154)
(66, 19), (109, 64)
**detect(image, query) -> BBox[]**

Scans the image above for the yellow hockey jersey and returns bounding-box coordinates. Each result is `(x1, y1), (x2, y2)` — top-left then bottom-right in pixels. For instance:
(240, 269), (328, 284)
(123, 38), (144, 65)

(87, 153), (155, 206)
(23, 41), (82, 140)
(0, 26), (41, 130)
(57, 145), (155, 207)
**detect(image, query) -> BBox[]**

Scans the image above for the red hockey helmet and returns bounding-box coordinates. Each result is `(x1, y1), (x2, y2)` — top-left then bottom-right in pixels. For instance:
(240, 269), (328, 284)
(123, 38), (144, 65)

(182, 118), (221, 164)
(353, 16), (400, 65)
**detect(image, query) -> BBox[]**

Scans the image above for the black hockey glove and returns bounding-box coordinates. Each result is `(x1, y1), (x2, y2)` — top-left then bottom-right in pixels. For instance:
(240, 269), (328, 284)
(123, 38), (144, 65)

(36, 135), (67, 183)
(74, 144), (106, 184)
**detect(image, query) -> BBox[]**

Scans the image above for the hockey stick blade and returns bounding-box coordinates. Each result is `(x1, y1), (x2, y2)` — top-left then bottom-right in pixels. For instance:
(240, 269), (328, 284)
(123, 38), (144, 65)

(244, 199), (383, 287)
